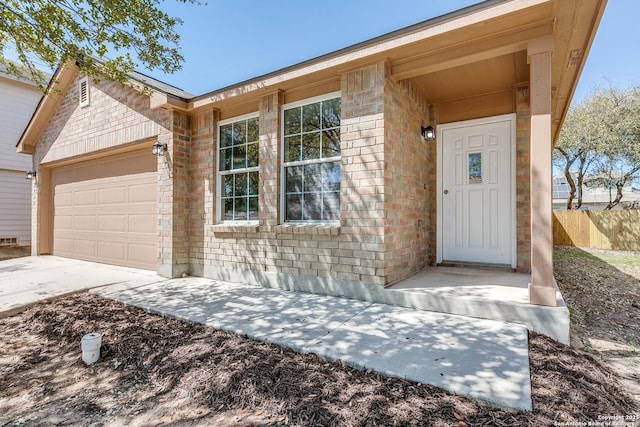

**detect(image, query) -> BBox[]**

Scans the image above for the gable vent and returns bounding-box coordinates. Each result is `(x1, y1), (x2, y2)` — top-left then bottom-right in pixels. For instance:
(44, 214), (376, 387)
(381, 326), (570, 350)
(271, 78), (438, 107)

(79, 77), (90, 107)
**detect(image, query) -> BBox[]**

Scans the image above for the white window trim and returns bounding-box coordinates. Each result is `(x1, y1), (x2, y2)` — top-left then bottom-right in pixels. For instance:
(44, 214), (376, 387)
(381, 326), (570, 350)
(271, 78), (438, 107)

(78, 77), (90, 108)
(216, 111), (260, 224)
(280, 91), (342, 224)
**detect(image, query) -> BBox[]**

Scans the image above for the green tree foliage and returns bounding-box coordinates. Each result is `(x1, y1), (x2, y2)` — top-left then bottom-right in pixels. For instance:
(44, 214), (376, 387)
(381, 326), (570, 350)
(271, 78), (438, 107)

(0, 0), (197, 89)
(555, 85), (640, 210)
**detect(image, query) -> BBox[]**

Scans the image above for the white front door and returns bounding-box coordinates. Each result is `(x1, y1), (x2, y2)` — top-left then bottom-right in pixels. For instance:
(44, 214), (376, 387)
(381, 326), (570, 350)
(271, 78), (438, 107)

(439, 115), (514, 266)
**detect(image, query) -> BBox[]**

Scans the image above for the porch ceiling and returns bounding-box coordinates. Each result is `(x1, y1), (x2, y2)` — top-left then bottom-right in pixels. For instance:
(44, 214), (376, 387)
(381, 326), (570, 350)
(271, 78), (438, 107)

(383, 0), (606, 136)
(411, 52), (529, 105)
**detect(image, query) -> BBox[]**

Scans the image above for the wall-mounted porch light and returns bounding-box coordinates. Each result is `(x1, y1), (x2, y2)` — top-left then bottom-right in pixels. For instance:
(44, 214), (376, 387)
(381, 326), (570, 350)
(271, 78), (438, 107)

(151, 142), (167, 156)
(421, 125), (436, 142)
(26, 170), (37, 180)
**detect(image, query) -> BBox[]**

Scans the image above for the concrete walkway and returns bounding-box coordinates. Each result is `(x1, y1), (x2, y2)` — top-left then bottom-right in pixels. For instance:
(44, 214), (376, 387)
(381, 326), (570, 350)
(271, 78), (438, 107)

(1, 256), (532, 410)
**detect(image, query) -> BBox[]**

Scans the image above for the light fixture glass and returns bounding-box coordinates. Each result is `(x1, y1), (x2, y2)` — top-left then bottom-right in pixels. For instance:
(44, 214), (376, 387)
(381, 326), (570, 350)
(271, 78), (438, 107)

(152, 142), (167, 156)
(421, 125), (436, 141)
(26, 170), (36, 180)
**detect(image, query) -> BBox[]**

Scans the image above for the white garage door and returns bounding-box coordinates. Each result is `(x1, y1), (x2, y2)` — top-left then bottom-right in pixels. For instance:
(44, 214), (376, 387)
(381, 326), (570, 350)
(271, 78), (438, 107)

(51, 149), (157, 270)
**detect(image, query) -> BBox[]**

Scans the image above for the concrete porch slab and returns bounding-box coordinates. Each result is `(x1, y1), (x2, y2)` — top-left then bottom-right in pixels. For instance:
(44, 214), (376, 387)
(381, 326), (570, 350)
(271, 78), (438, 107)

(386, 267), (570, 344)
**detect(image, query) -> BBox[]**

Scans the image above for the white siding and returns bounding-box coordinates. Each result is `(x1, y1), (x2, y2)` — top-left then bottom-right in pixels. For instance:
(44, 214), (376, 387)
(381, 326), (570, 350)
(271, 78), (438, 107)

(0, 75), (41, 171)
(0, 169), (31, 246)
(0, 72), (42, 247)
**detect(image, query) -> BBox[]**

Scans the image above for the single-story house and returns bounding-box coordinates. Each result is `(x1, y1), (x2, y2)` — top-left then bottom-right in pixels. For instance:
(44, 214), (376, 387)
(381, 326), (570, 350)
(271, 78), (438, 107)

(0, 65), (44, 248)
(17, 0), (606, 341)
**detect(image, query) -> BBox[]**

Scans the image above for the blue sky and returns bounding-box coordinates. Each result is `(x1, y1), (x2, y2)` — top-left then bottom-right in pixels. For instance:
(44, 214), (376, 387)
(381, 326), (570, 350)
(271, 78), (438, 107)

(143, 0), (639, 105)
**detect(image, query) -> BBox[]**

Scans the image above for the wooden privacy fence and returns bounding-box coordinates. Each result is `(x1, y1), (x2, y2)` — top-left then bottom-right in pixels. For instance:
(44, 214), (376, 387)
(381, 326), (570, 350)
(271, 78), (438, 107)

(553, 210), (640, 251)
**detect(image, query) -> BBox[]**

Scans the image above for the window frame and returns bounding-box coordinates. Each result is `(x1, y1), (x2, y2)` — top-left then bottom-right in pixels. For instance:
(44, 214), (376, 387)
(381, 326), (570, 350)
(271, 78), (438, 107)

(280, 91), (342, 224)
(216, 111), (260, 224)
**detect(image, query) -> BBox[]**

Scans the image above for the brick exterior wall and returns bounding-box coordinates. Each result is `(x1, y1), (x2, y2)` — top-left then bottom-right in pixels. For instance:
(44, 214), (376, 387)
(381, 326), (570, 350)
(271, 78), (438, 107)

(515, 86), (532, 272)
(161, 110), (191, 277)
(34, 75), (170, 165)
(383, 77), (431, 284)
(188, 109), (217, 275)
(31, 65), (531, 286)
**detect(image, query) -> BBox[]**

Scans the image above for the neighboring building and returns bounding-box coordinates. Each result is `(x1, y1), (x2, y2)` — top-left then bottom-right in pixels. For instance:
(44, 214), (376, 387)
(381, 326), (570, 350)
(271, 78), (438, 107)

(17, 0), (606, 318)
(553, 172), (640, 210)
(0, 65), (44, 248)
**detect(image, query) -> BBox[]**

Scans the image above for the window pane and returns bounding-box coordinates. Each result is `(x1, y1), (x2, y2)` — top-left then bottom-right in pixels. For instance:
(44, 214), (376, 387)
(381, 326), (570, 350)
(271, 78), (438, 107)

(303, 193), (321, 220)
(302, 103), (321, 133)
(224, 174), (234, 198)
(247, 142), (259, 168)
(284, 108), (300, 136)
(286, 194), (302, 221)
(220, 147), (232, 171)
(218, 116), (260, 222)
(223, 198), (234, 220)
(234, 197), (247, 220)
(248, 171), (259, 196)
(234, 173), (247, 197)
(323, 192), (340, 221)
(304, 164), (321, 192)
(248, 197), (259, 221)
(220, 124), (233, 148)
(233, 121), (246, 146)
(323, 162), (341, 191)
(469, 152), (482, 184)
(301, 132), (320, 161)
(322, 129), (340, 158)
(247, 117), (259, 143)
(322, 98), (341, 129)
(286, 166), (303, 193)
(284, 135), (301, 162)
(232, 145), (246, 169)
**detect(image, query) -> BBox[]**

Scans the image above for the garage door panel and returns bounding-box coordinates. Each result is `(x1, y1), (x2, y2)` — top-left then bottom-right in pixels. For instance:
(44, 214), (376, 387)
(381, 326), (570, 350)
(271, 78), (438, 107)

(54, 214), (73, 231)
(54, 237), (73, 254)
(128, 213), (155, 233)
(55, 192), (73, 207)
(73, 239), (97, 257)
(51, 149), (157, 270)
(74, 215), (98, 231)
(129, 183), (156, 203)
(74, 189), (97, 206)
(99, 186), (127, 205)
(99, 214), (126, 232)
(128, 243), (156, 266)
(97, 241), (126, 262)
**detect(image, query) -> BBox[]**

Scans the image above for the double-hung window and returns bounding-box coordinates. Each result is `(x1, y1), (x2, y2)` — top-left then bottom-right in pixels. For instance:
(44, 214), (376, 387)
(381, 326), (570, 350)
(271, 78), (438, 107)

(218, 114), (259, 222)
(282, 94), (341, 222)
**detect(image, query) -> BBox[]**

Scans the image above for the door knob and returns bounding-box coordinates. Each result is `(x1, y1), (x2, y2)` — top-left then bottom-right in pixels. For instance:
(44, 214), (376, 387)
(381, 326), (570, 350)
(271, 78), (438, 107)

(443, 190), (449, 194)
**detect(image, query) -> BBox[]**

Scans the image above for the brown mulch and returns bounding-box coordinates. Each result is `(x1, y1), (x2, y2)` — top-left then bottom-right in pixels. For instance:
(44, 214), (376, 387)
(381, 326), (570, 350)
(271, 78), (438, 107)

(0, 293), (638, 426)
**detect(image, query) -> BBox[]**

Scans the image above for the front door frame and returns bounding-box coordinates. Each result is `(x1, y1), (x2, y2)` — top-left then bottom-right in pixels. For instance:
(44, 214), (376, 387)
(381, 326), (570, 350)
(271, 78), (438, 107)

(436, 113), (517, 268)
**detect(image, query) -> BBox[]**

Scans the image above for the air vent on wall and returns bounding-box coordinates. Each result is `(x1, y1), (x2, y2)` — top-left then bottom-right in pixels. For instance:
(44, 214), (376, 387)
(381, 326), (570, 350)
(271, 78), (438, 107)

(79, 77), (90, 107)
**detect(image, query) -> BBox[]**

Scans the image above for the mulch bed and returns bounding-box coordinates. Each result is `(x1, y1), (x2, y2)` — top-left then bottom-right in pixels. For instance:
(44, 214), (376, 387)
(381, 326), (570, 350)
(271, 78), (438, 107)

(0, 293), (638, 426)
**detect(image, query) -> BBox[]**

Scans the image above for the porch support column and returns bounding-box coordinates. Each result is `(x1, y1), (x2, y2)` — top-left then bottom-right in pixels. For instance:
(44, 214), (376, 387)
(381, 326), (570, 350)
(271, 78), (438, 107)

(527, 36), (557, 307)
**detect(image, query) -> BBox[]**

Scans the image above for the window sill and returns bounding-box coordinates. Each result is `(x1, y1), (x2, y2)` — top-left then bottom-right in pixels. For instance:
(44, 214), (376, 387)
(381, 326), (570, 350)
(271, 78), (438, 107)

(211, 222), (260, 233)
(274, 223), (340, 236)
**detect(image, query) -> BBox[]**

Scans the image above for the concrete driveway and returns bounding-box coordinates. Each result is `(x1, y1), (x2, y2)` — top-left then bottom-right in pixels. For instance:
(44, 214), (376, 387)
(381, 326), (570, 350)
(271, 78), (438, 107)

(0, 256), (163, 317)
